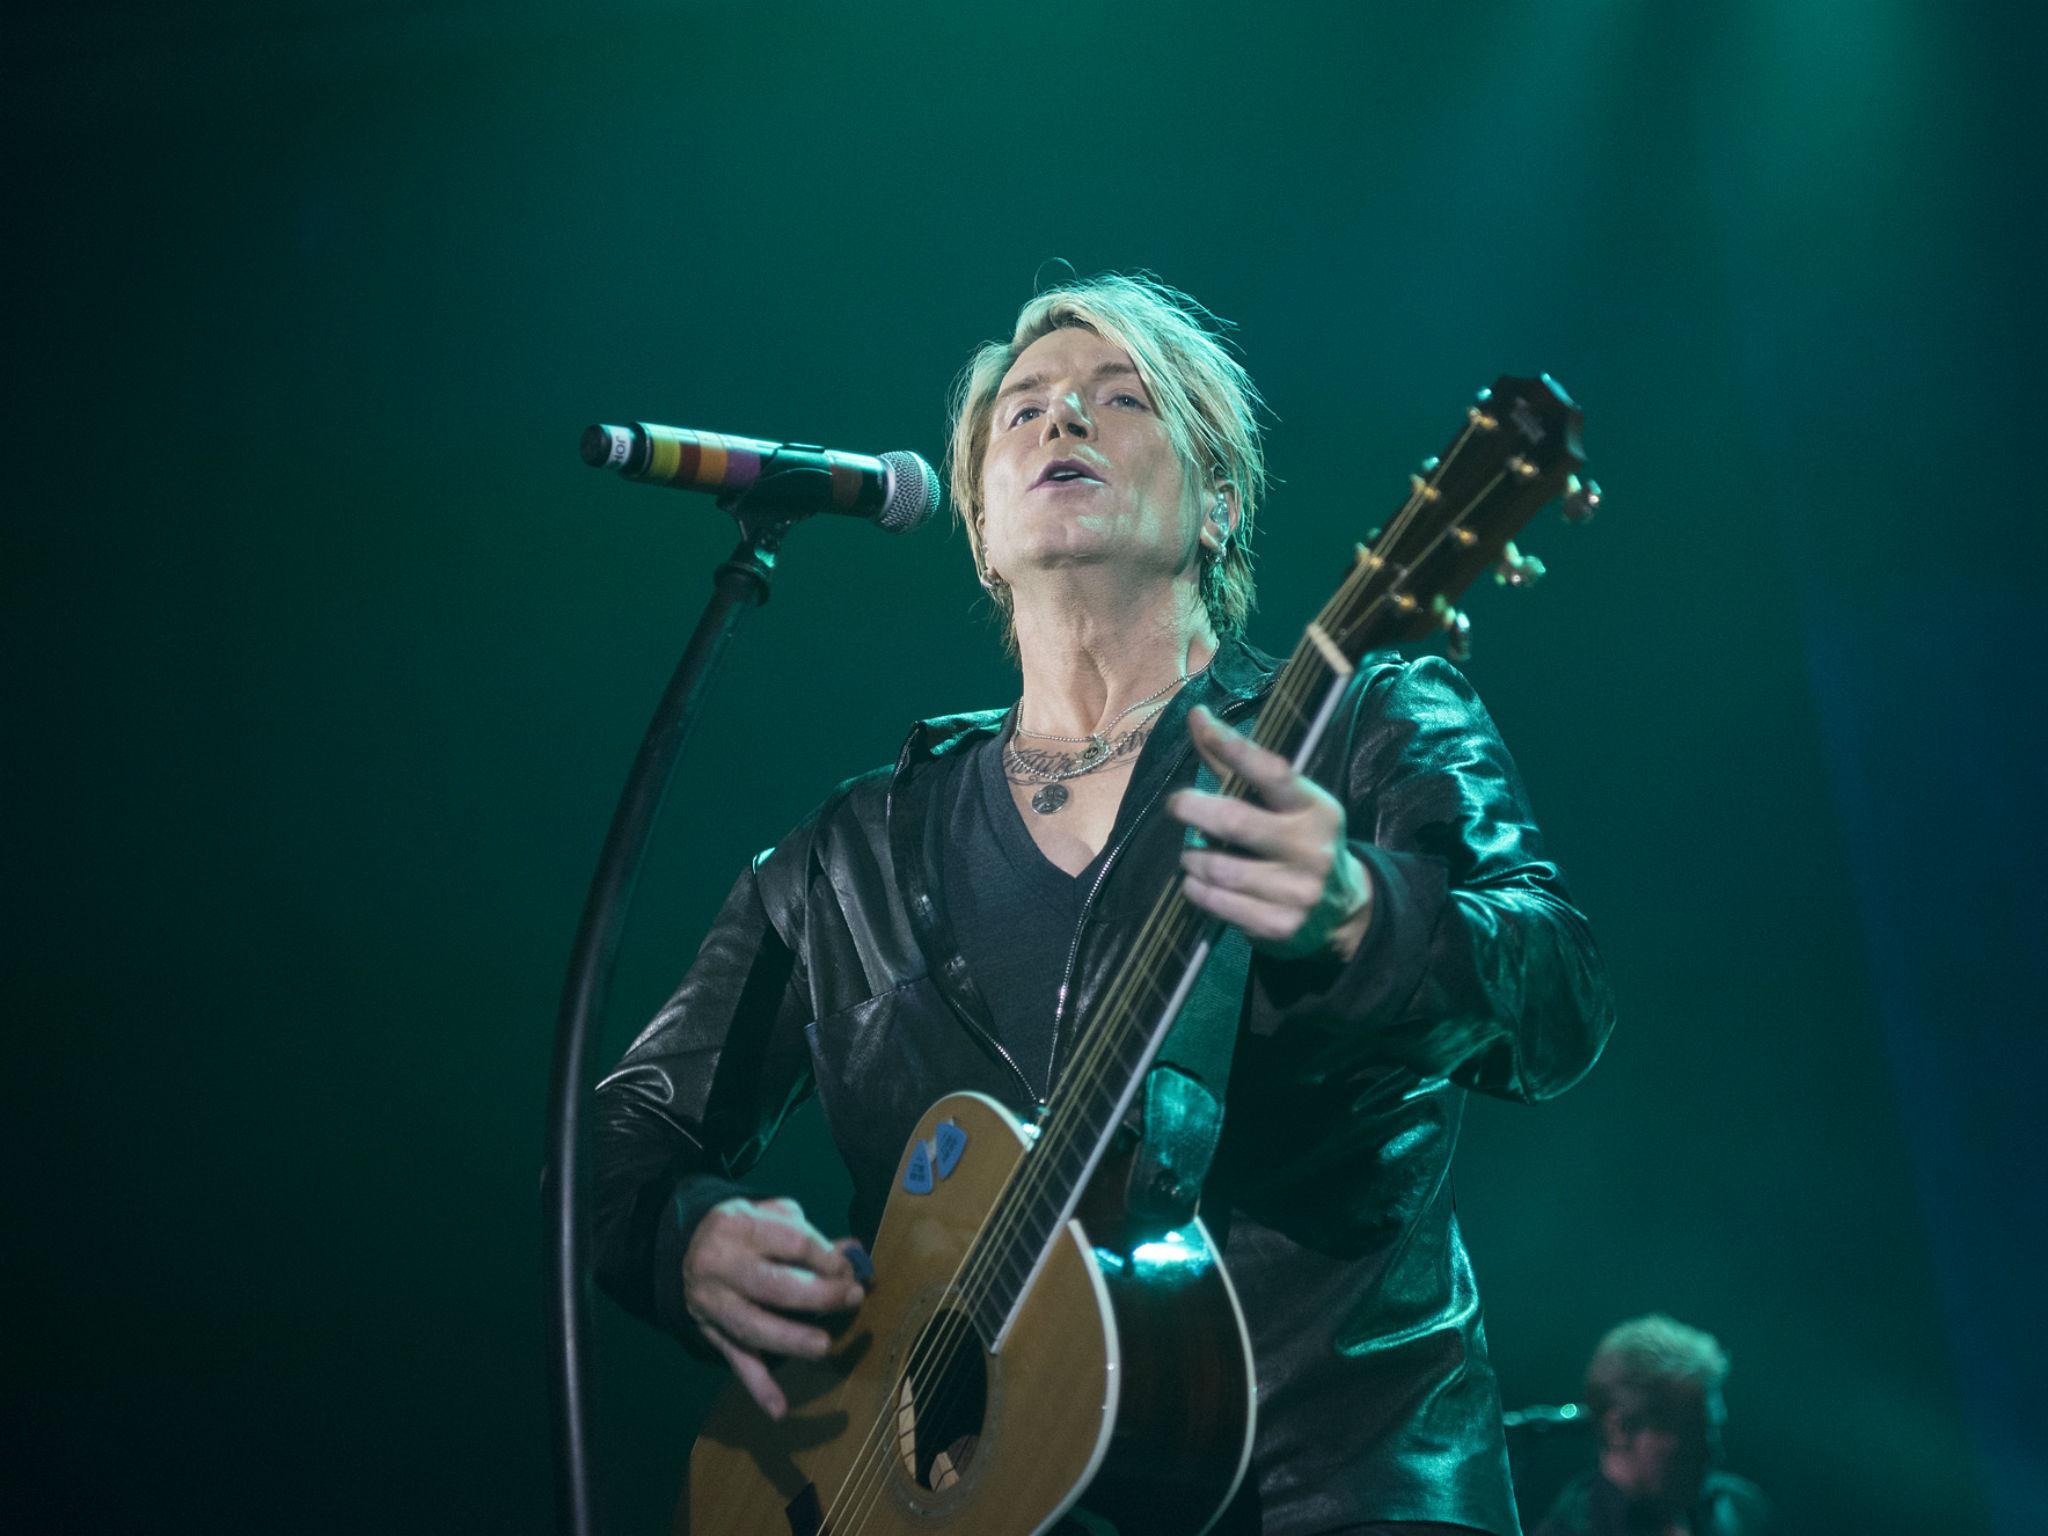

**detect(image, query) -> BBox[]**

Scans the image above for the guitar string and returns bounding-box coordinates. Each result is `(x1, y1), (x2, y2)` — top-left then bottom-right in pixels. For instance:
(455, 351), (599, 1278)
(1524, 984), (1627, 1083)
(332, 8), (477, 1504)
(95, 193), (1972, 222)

(822, 435), (1517, 1536)
(819, 434), (1503, 1536)
(820, 421), (1512, 1536)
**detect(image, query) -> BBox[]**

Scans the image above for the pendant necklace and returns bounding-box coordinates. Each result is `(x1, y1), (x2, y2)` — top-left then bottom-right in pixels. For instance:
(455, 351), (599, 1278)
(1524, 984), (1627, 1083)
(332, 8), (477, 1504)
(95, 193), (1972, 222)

(1005, 664), (1207, 815)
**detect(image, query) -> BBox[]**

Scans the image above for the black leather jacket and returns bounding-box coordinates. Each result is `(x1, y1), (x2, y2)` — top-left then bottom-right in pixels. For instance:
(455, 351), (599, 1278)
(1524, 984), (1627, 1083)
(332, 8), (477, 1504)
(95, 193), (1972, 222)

(594, 636), (1614, 1535)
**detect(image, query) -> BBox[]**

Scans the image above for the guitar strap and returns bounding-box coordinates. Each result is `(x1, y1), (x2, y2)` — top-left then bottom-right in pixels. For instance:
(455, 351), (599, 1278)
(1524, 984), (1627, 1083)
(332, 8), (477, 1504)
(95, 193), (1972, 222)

(1123, 753), (1251, 1229)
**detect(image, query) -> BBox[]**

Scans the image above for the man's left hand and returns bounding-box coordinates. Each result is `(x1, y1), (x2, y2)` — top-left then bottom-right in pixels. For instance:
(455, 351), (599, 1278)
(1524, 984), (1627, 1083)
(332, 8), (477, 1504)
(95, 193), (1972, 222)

(1169, 704), (1374, 962)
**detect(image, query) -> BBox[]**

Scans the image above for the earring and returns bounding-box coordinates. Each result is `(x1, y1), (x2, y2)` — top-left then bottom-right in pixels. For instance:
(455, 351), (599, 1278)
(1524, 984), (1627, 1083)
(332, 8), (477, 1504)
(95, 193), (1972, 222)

(975, 513), (1003, 590)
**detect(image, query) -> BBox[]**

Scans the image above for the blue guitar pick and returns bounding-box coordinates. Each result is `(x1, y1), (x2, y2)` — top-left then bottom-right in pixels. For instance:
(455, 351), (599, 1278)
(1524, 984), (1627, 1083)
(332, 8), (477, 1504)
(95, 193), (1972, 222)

(933, 1120), (967, 1179)
(903, 1139), (934, 1195)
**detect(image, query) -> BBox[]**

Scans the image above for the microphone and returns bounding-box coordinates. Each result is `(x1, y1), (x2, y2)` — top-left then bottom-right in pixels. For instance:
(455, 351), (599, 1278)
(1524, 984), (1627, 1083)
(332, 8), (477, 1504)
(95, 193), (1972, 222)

(580, 422), (939, 533)
(1501, 1402), (1588, 1432)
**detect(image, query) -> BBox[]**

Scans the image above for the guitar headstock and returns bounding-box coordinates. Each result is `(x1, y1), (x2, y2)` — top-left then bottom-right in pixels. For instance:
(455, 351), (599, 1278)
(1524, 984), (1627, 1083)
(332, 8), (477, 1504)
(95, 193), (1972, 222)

(1318, 374), (1594, 662)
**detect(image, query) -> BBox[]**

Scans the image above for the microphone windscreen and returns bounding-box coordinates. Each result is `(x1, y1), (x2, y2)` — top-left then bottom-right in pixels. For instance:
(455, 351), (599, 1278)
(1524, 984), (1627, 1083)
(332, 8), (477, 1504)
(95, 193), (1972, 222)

(878, 451), (940, 534)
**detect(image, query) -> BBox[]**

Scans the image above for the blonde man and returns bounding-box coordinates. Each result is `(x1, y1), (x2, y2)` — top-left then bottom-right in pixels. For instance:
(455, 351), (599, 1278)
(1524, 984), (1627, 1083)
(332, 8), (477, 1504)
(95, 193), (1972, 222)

(596, 273), (1613, 1534)
(1535, 1316), (1776, 1536)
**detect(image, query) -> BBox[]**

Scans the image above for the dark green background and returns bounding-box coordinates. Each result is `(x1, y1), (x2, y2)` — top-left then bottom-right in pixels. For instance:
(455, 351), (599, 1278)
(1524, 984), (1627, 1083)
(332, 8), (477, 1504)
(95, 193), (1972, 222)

(8, 4), (2040, 1532)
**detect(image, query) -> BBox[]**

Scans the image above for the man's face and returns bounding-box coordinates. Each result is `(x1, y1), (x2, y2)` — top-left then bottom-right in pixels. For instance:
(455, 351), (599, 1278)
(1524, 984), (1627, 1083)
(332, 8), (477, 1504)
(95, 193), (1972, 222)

(978, 326), (1210, 591)
(1602, 1383), (1723, 1508)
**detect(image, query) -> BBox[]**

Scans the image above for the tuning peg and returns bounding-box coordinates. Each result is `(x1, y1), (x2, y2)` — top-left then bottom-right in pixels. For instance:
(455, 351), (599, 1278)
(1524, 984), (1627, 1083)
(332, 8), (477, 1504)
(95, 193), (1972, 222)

(1407, 454), (1444, 507)
(1469, 386), (1499, 432)
(1430, 594), (1472, 660)
(1493, 541), (1546, 588)
(1562, 474), (1602, 524)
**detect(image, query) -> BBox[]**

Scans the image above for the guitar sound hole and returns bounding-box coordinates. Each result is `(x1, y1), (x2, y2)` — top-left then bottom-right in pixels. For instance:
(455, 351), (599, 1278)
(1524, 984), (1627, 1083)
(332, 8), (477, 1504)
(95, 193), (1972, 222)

(892, 1315), (988, 1493)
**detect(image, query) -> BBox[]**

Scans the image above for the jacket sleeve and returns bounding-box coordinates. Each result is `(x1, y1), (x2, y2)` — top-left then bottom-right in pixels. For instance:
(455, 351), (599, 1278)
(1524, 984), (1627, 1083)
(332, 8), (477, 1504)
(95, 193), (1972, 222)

(591, 842), (818, 1351)
(1248, 654), (1614, 1102)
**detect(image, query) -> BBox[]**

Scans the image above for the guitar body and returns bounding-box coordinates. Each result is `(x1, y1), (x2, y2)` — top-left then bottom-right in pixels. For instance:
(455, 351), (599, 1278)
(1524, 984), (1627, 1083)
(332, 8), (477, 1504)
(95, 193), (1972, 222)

(679, 1092), (1256, 1535)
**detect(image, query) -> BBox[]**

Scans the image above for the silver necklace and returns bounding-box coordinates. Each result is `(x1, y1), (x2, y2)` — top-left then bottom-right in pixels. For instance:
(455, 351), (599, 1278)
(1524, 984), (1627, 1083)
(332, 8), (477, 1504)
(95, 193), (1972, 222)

(1005, 666), (1206, 815)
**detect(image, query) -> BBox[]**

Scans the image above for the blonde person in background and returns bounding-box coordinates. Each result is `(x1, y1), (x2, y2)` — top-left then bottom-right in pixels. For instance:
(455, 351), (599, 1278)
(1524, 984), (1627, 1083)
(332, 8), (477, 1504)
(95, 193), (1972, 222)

(1535, 1315), (1777, 1536)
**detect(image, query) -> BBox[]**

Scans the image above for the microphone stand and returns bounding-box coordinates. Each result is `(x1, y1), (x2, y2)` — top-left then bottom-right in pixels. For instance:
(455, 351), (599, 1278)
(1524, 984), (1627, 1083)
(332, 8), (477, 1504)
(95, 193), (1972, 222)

(543, 490), (794, 1536)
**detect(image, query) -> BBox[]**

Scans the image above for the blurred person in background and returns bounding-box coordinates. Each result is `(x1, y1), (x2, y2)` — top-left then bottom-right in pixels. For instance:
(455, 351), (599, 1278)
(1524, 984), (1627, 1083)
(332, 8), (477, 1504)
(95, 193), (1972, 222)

(1534, 1315), (1775, 1536)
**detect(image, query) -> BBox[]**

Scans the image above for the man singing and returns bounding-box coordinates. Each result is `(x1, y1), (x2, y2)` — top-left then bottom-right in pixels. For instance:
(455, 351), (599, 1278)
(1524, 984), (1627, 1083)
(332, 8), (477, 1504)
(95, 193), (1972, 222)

(594, 272), (1615, 1534)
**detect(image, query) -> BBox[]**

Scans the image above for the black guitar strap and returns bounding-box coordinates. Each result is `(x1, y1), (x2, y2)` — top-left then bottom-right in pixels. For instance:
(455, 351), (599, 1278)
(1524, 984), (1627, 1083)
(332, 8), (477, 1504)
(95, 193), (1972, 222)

(1124, 753), (1251, 1229)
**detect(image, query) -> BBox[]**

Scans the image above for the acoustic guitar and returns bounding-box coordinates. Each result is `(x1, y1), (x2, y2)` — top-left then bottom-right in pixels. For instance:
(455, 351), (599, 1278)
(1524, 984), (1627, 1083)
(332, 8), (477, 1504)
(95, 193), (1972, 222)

(679, 376), (1595, 1535)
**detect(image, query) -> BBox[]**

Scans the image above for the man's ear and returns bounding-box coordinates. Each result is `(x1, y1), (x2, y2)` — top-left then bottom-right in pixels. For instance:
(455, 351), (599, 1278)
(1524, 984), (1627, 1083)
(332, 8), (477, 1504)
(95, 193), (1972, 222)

(1201, 479), (1242, 556)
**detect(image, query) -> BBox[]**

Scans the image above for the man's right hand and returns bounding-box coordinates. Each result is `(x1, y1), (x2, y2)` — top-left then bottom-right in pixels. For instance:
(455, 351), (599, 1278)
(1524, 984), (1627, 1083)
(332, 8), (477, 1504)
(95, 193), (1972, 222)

(681, 1195), (867, 1420)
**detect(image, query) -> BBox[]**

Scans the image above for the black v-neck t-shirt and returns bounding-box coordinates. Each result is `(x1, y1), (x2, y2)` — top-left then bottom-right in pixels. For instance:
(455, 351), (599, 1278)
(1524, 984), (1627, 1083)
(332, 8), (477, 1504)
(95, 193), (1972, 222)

(934, 682), (1210, 1106)
(936, 720), (1107, 1103)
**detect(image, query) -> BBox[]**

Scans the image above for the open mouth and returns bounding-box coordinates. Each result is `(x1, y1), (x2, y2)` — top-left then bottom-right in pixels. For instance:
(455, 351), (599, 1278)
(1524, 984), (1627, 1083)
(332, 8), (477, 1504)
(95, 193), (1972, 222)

(1032, 459), (1106, 489)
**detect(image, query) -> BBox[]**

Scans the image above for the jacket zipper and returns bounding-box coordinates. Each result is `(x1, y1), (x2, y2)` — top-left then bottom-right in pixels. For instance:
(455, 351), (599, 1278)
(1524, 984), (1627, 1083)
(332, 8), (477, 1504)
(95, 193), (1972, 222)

(955, 952), (1044, 1110)
(904, 883), (1045, 1111)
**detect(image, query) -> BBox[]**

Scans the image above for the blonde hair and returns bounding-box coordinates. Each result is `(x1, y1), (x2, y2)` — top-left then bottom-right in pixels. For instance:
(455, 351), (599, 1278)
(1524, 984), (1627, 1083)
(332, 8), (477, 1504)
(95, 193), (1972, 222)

(944, 272), (1267, 653)
(1584, 1314), (1731, 1421)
